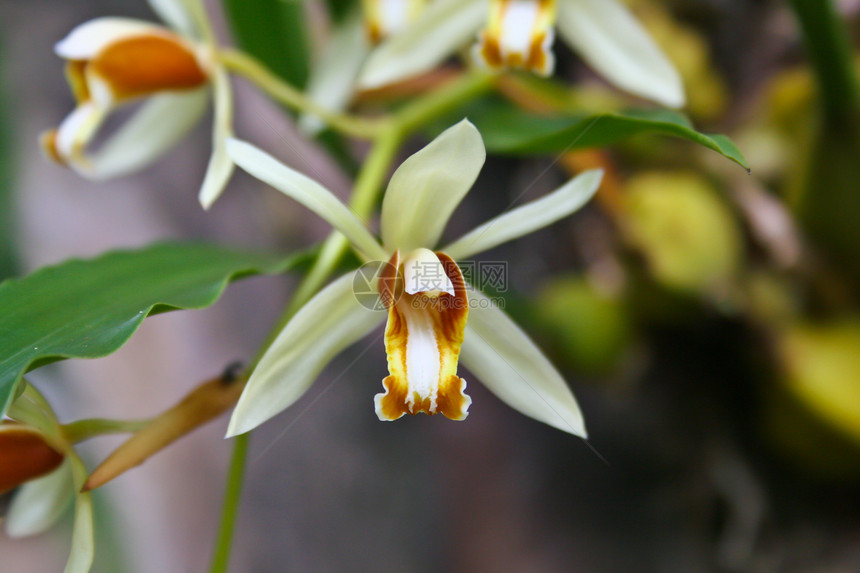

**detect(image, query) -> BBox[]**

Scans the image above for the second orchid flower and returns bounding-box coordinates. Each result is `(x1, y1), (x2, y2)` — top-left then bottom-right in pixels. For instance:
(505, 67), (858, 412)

(41, 0), (234, 208)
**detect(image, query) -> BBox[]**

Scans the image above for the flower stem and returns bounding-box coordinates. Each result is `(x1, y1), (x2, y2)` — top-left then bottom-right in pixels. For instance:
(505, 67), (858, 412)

(282, 126), (404, 320)
(394, 70), (496, 134)
(209, 431), (249, 573)
(62, 418), (150, 444)
(217, 49), (387, 139)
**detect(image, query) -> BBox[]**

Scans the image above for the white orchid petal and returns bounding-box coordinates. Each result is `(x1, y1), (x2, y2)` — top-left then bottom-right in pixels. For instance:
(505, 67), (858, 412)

(87, 88), (208, 180)
(227, 273), (386, 436)
(460, 288), (587, 437)
(54, 18), (162, 60)
(381, 119), (485, 252)
(299, 12), (369, 135)
(556, 0), (685, 108)
(65, 453), (94, 573)
(148, 0), (197, 36)
(199, 66), (234, 209)
(227, 139), (386, 259)
(53, 102), (107, 176)
(358, 0), (488, 88)
(444, 169), (602, 259)
(5, 461), (73, 539)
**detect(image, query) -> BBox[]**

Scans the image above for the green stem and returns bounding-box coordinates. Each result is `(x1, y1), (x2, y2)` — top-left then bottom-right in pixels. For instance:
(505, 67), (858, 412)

(208, 69), (497, 573)
(218, 49), (387, 139)
(209, 432), (249, 573)
(787, 0), (860, 125)
(62, 418), (150, 444)
(394, 71), (497, 134)
(256, 126), (404, 357)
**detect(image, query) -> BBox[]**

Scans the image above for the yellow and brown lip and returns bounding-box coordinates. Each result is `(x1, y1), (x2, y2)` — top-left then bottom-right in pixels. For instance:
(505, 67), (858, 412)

(376, 250), (472, 421)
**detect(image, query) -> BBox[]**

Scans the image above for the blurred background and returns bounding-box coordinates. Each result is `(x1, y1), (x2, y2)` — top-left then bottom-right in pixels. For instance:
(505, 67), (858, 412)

(1, 0), (860, 571)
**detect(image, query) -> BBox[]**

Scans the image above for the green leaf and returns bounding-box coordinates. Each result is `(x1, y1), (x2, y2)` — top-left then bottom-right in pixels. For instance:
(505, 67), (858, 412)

(222, 0), (310, 89)
(0, 242), (303, 416)
(454, 100), (749, 170)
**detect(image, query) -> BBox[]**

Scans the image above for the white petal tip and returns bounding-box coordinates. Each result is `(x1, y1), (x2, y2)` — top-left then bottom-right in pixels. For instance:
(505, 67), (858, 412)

(54, 18), (158, 60)
(224, 419), (248, 439)
(640, 82), (687, 109)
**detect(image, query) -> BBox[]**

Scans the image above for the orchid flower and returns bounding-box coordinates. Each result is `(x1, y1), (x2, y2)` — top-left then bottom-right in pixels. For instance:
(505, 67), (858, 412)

(358, 0), (685, 108)
(40, 0), (234, 208)
(225, 120), (601, 438)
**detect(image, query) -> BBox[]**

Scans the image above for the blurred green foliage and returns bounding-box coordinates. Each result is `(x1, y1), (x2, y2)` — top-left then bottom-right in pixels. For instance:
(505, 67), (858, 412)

(0, 37), (18, 280)
(786, 0), (860, 284)
(780, 320), (860, 448)
(623, 172), (743, 294)
(534, 277), (632, 376)
(222, 0), (310, 88)
(324, 0), (357, 23)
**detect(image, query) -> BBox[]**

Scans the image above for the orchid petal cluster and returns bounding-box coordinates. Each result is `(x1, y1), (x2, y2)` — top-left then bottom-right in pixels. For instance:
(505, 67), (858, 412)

(225, 120), (601, 438)
(41, 0), (234, 208)
(358, 0), (685, 107)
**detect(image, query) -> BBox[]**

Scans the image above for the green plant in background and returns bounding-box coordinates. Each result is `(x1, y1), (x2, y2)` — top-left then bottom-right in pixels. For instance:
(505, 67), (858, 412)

(6, 0), (859, 570)
(787, 0), (860, 280)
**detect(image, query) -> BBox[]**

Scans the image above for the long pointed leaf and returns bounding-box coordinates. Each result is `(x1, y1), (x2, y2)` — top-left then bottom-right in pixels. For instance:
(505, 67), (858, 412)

(447, 100), (749, 170)
(0, 242), (303, 416)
